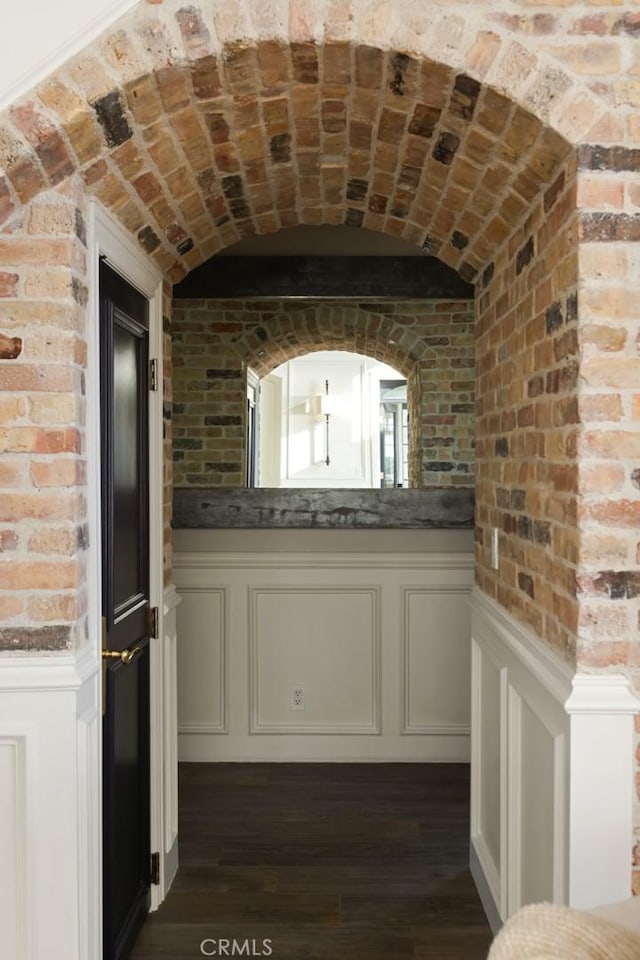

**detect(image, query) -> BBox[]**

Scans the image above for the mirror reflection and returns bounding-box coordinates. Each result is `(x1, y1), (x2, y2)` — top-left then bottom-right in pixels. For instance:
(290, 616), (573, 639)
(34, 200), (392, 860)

(247, 351), (407, 489)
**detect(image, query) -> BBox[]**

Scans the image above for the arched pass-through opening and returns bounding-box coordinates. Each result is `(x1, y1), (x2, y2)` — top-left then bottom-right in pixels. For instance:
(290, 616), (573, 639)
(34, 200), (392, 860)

(0, 17), (585, 656)
(0, 10), (587, 652)
(4, 6), (629, 953)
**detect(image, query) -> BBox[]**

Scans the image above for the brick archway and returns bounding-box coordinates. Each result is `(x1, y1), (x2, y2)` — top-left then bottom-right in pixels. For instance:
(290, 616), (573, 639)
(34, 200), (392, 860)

(1, 31), (577, 283)
(0, 0), (621, 671)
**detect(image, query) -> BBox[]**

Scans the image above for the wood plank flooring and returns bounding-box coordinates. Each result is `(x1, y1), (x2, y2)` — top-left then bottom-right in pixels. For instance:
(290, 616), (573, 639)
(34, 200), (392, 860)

(130, 763), (493, 960)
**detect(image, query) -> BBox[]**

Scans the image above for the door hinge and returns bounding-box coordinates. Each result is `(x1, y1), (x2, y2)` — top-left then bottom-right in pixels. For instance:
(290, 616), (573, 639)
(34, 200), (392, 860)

(146, 605), (159, 640)
(148, 358), (158, 392)
(150, 852), (160, 886)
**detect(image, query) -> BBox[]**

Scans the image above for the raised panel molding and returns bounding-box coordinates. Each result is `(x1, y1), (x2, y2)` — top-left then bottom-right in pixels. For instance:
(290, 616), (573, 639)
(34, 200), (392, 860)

(507, 686), (568, 915)
(177, 586), (228, 734)
(470, 637), (505, 929)
(175, 545), (473, 762)
(175, 551), (475, 572)
(163, 585), (180, 857)
(401, 585), (471, 735)
(249, 586), (381, 734)
(470, 585), (640, 930)
(77, 706), (100, 960)
(0, 730), (32, 960)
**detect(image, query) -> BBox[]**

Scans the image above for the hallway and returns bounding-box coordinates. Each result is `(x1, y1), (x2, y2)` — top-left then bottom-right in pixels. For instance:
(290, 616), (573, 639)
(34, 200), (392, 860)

(130, 763), (492, 960)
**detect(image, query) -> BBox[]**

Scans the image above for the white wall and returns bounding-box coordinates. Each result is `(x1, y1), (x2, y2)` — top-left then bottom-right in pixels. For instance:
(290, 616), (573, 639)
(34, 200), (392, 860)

(261, 351), (403, 488)
(174, 528), (474, 762)
(0, 0), (139, 112)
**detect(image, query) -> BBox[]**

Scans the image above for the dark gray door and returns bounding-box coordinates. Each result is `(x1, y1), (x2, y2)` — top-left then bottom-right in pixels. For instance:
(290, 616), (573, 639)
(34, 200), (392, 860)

(100, 261), (151, 960)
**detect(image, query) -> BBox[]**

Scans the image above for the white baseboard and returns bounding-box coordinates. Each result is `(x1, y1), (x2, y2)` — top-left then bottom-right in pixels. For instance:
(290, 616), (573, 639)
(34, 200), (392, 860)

(470, 839), (502, 936)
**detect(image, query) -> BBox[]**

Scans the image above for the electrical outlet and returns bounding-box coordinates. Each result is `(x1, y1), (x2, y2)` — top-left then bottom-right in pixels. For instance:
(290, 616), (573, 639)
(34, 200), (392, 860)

(491, 527), (499, 570)
(290, 686), (305, 710)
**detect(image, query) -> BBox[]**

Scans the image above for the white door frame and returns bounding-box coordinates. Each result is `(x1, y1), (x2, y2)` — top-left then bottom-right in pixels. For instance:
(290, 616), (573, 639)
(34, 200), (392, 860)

(88, 202), (175, 919)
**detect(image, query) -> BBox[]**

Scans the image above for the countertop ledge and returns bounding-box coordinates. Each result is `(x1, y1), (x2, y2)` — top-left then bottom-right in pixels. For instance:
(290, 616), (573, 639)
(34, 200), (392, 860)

(173, 487), (475, 529)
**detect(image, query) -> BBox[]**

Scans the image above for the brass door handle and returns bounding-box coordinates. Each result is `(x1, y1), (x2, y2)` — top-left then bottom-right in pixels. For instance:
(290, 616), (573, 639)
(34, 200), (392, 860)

(102, 644), (143, 665)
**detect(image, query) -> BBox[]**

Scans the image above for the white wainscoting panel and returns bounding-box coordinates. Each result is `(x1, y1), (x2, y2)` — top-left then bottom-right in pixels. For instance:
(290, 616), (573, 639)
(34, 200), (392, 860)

(174, 540), (474, 762)
(470, 637), (503, 930)
(470, 586), (640, 932)
(76, 700), (101, 960)
(162, 584), (181, 896)
(250, 586), (380, 733)
(402, 586), (470, 735)
(471, 588), (572, 930)
(0, 731), (30, 960)
(0, 651), (102, 960)
(177, 587), (227, 734)
(516, 696), (556, 908)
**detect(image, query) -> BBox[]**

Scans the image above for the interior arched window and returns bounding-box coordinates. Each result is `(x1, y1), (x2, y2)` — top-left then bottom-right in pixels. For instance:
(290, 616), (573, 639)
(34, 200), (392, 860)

(248, 350), (407, 489)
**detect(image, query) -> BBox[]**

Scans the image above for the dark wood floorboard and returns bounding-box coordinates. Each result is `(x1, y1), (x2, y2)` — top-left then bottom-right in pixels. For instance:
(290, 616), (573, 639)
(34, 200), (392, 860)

(130, 763), (493, 959)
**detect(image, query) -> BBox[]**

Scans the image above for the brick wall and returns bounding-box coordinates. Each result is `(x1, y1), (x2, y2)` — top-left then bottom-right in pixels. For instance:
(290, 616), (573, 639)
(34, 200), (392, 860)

(575, 151), (640, 677)
(475, 150), (579, 661)
(171, 297), (475, 488)
(0, 178), (89, 650)
(0, 0), (639, 881)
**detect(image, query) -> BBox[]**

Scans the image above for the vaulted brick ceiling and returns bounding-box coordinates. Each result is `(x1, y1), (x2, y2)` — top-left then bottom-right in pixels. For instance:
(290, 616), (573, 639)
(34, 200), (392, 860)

(1, 31), (572, 285)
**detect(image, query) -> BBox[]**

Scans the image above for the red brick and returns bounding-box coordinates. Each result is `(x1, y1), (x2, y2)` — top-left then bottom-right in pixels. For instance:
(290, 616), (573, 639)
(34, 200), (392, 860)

(0, 560), (80, 589)
(578, 394), (623, 422)
(0, 596), (24, 620)
(30, 459), (86, 488)
(583, 499), (640, 527)
(28, 525), (78, 555)
(580, 430), (640, 459)
(0, 492), (83, 523)
(28, 594), (79, 621)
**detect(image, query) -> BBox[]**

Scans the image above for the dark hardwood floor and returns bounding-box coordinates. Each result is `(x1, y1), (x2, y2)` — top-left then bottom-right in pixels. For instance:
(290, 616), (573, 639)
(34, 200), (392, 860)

(130, 763), (493, 960)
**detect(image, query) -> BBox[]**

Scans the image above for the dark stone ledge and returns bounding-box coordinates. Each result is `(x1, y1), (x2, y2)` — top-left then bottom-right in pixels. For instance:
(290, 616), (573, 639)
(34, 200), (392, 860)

(173, 487), (475, 529)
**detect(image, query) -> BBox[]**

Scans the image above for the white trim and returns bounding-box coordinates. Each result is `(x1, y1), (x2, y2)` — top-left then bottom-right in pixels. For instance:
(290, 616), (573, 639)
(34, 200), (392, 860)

(506, 685), (522, 917)
(565, 673), (640, 909)
(163, 585), (182, 616)
(248, 585), (382, 735)
(175, 551), (474, 572)
(499, 660), (509, 919)
(470, 585), (640, 923)
(177, 587), (228, 735)
(0, 726), (36, 960)
(565, 674), (640, 714)
(553, 729), (568, 905)
(93, 203), (163, 297)
(401, 724), (470, 735)
(470, 586), (574, 704)
(401, 584), (471, 736)
(162, 585), (180, 894)
(77, 700), (101, 960)
(470, 840), (502, 936)
(0, 648), (99, 692)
